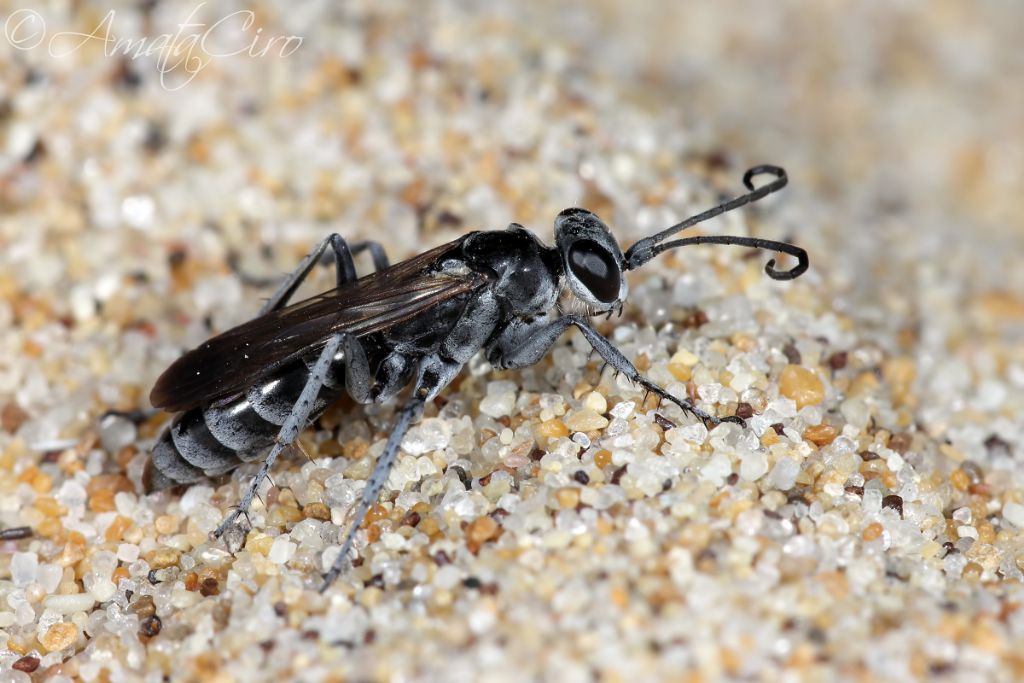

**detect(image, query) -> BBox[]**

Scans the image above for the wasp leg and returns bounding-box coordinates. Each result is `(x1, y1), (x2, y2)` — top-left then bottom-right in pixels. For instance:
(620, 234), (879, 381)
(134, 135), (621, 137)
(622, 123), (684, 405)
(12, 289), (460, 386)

(320, 352), (464, 591)
(320, 391), (426, 591)
(99, 408), (159, 424)
(370, 352), (414, 403)
(571, 320), (744, 427)
(213, 333), (344, 539)
(488, 314), (743, 427)
(257, 235), (391, 315)
(340, 334), (374, 403)
(261, 234), (357, 314)
(350, 240), (390, 272)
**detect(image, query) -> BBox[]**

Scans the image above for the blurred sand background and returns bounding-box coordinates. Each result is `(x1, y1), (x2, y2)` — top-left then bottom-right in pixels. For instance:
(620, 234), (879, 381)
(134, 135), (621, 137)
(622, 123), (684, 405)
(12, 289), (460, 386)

(519, 0), (1024, 337)
(2, 1), (1023, 681)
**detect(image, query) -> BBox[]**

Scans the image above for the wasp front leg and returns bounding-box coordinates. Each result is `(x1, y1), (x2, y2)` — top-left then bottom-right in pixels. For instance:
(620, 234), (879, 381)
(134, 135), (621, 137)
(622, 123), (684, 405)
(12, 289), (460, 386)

(488, 314), (742, 427)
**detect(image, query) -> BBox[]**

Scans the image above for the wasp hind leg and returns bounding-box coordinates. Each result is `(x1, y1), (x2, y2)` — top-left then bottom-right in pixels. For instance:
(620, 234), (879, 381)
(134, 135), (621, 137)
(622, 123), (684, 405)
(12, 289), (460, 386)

(212, 330), (382, 539)
(350, 240), (390, 273)
(261, 234), (394, 314)
(228, 234), (392, 314)
(213, 333), (343, 538)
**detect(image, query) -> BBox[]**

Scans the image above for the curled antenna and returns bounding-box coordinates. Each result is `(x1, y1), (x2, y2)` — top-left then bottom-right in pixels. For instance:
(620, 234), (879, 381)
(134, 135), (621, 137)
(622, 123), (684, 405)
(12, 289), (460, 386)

(624, 165), (808, 280)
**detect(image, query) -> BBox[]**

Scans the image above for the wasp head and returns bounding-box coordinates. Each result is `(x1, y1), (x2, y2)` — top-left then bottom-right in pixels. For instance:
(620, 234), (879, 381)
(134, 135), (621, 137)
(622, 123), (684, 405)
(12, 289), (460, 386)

(554, 208), (628, 313)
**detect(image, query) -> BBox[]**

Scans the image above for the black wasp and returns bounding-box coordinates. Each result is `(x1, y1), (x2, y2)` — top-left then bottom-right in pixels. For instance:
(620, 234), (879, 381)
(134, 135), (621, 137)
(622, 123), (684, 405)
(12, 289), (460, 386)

(145, 165), (807, 591)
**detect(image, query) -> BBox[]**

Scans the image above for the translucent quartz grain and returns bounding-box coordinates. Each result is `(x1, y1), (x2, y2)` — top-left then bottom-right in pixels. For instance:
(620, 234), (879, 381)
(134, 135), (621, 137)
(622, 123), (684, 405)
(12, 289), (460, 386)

(564, 409), (609, 432)
(5, 3), (1022, 681)
(740, 450), (769, 481)
(267, 537), (297, 564)
(10, 552), (38, 586)
(767, 458), (800, 490)
(42, 594), (96, 614)
(1002, 502), (1024, 527)
(582, 391), (607, 414)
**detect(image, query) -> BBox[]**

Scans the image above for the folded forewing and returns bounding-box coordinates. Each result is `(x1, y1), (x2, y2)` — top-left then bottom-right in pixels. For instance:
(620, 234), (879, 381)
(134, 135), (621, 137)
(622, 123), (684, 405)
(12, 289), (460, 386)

(150, 237), (485, 412)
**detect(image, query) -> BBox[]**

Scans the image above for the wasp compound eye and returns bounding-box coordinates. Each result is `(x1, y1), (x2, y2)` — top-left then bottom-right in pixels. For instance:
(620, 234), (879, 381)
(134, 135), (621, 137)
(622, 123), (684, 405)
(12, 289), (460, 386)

(568, 239), (620, 303)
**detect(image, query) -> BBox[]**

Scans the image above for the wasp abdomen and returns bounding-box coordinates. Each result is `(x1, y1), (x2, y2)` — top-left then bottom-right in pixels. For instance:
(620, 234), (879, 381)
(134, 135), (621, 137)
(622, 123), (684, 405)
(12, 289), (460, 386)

(143, 356), (344, 493)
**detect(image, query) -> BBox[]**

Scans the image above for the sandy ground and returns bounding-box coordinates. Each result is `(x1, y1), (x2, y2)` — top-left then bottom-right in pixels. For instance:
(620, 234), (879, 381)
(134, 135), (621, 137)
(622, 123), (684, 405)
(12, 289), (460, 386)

(1, 2), (1022, 681)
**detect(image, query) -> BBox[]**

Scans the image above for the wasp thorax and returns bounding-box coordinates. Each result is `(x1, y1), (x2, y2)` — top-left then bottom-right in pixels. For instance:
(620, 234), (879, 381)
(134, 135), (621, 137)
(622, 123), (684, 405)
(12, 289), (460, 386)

(554, 208), (627, 310)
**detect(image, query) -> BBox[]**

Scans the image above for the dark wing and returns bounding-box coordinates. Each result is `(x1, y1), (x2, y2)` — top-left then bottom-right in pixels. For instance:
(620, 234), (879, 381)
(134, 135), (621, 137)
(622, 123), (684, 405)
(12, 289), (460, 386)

(150, 236), (487, 412)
